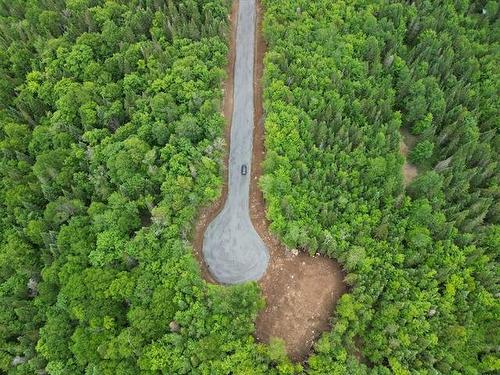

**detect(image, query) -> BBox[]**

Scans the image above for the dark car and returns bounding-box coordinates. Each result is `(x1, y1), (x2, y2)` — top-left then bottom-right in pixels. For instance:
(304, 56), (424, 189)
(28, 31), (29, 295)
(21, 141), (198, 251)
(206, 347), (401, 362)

(241, 164), (248, 175)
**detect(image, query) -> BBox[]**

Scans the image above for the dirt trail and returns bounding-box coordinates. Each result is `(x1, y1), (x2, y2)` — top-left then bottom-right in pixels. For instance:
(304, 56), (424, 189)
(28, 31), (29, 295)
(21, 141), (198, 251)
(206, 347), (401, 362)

(192, 0), (346, 362)
(400, 128), (418, 186)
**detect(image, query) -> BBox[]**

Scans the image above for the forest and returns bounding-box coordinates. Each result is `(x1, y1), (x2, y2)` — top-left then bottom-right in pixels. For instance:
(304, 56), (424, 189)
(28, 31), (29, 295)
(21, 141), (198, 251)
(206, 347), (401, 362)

(0, 0), (300, 374)
(261, 0), (499, 373)
(0, 0), (498, 374)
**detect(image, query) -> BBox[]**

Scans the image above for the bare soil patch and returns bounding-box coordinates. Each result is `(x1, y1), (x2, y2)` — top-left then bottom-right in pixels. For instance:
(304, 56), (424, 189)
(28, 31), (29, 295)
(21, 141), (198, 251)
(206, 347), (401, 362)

(251, 1), (346, 362)
(399, 128), (418, 186)
(254, 251), (346, 362)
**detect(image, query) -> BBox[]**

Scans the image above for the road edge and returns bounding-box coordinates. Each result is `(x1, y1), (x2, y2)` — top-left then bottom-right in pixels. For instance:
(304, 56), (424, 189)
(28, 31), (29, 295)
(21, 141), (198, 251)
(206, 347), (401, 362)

(191, 0), (239, 284)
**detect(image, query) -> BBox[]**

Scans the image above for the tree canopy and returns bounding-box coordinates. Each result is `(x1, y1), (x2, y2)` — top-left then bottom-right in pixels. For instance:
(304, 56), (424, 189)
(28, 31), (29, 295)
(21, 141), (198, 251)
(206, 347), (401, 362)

(0, 0), (300, 373)
(261, 0), (499, 373)
(0, 0), (498, 374)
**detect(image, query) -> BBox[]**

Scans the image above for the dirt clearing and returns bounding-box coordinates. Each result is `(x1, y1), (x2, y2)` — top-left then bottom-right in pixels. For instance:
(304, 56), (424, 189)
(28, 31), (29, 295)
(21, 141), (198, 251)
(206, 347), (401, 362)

(400, 128), (418, 186)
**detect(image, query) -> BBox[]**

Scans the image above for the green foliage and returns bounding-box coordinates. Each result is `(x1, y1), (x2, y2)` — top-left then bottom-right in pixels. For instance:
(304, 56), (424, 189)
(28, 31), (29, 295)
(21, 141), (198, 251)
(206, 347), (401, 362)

(409, 139), (434, 165)
(262, 0), (499, 373)
(1, 0), (498, 374)
(0, 0), (285, 374)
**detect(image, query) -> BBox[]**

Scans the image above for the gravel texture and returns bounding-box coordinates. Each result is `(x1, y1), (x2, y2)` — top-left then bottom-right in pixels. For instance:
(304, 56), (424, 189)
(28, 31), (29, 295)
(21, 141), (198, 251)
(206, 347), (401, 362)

(203, 0), (269, 284)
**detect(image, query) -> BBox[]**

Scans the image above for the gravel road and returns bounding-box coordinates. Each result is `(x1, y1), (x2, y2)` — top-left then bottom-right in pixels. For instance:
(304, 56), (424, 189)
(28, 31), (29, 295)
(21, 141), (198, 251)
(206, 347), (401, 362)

(202, 0), (269, 284)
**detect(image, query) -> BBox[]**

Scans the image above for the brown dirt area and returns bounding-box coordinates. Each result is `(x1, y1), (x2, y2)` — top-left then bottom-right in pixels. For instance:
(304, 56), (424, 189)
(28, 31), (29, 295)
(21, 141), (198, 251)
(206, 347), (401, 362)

(192, 0), (347, 362)
(399, 128), (418, 186)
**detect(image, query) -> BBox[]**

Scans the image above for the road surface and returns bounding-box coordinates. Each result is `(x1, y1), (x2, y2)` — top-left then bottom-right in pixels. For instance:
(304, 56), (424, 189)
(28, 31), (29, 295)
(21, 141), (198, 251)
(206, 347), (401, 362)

(202, 0), (269, 284)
